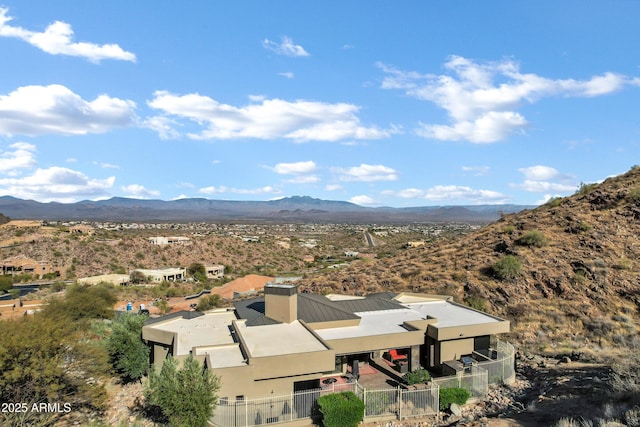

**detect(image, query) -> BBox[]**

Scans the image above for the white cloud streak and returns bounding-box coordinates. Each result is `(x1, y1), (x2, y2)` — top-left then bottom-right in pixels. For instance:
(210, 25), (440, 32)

(147, 91), (390, 142)
(198, 185), (281, 195)
(512, 165), (578, 193)
(349, 195), (377, 206)
(379, 56), (634, 143)
(0, 84), (137, 136)
(382, 185), (508, 204)
(272, 161), (319, 183)
(334, 164), (398, 182)
(0, 166), (114, 202)
(262, 36), (309, 57)
(0, 142), (37, 175)
(0, 7), (136, 62)
(121, 184), (160, 199)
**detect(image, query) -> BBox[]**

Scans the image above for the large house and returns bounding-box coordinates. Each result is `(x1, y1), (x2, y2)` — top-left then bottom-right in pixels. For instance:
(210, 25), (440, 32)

(0, 255), (52, 278)
(142, 284), (509, 401)
(134, 267), (186, 283)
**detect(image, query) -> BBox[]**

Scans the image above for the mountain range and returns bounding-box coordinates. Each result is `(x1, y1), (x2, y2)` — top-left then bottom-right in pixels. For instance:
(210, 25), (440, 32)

(0, 195), (531, 223)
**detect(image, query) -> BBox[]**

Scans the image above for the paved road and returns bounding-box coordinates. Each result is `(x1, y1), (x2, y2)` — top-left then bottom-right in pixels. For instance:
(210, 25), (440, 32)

(364, 232), (376, 247)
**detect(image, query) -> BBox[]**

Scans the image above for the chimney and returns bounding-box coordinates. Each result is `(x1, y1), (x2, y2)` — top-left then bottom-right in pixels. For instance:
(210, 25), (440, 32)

(264, 283), (297, 323)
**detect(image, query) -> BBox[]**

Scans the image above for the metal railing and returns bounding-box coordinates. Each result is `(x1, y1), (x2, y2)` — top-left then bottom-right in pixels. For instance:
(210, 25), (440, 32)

(211, 382), (358, 427)
(211, 341), (515, 426)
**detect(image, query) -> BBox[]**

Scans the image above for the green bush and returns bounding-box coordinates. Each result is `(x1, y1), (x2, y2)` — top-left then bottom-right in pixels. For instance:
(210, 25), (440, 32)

(515, 230), (549, 247)
(144, 355), (220, 427)
(465, 296), (488, 312)
(106, 313), (150, 382)
(545, 197), (563, 207)
(317, 391), (364, 427)
(575, 182), (598, 196)
(439, 387), (470, 410)
(403, 368), (431, 385)
(196, 294), (222, 311)
(491, 255), (522, 280)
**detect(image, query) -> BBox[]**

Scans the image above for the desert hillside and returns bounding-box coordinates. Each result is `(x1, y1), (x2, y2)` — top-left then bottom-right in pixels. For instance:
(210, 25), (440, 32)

(301, 166), (640, 355)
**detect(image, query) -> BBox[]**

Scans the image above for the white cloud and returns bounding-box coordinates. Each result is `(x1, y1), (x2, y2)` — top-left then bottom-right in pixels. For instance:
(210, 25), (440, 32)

(273, 161), (317, 175)
(271, 161), (319, 184)
(379, 56), (634, 143)
(121, 184), (160, 199)
(349, 195), (377, 206)
(325, 184), (343, 191)
(198, 185), (280, 195)
(462, 165), (490, 176)
(334, 164), (398, 182)
(147, 91), (390, 142)
(417, 111), (527, 143)
(0, 142), (37, 175)
(94, 161), (119, 169)
(0, 84), (137, 136)
(512, 165), (578, 193)
(382, 185), (508, 204)
(0, 166), (114, 202)
(0, 7), (135, 62)
(279, 72), (295, 79)
(262, 36), (309, 57)
(144, 116), (180, 140)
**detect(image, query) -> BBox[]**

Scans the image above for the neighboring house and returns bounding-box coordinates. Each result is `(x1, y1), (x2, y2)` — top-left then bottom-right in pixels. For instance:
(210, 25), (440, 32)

(134, 267), (186, 283)
(78, 274), (131, 286)
(0, 299), (45, 319)
(0, 255), (51, 277)
(205, 264), (225, 280)
(69, 225), (94, 235)
(143, 285), (509, 402)
(148, 236), (191, 246)
(344, 251), (359, 258)
(407, 241), (426, 248)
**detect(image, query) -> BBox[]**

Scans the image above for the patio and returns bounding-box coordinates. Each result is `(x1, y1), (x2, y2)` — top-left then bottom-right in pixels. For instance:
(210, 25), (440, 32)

(320, 358), (407, 391)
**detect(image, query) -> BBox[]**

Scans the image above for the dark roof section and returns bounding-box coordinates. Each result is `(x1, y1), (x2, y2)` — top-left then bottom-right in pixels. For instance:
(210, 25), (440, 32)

(144, 310), (204, 326)
(297, 294), (360, 323)
(330, 294), (405, 313)
(233, 292), (401, 326)
(234, 298), (279, 326)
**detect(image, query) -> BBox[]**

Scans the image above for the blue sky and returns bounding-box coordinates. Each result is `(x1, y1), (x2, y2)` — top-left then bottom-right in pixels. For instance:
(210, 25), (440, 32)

(0, 1), (639, 206)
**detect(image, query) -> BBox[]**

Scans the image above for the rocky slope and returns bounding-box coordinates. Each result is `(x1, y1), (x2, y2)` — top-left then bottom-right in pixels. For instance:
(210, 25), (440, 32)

(300, 166), (640, 353)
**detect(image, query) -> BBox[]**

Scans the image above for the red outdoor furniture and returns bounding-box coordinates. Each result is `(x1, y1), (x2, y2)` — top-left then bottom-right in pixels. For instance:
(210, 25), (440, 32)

(388, 349), (407, 362)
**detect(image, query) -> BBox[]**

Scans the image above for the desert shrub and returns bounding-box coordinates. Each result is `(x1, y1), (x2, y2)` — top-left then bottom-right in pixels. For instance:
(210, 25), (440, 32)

(545, 197), (563, 207)
(515, 230), (549, 248)
(43, 283), (116, 322)
(144, 355), (220, 427)
(0, 275), (11, 293)
(465, 296), (488, 312)
(614, 258), (632, 271)
(503, 225), (515, 234)
(575, 182), (598, 196)
(439, 387), (470, 410)
(196, 294), (222, 311)
(106, 313), (150, 382)
(403, 368), (431, 385)
(491, 255), (522, 280)
(628, 186), (640, 203)
(317, 391), (364, 427)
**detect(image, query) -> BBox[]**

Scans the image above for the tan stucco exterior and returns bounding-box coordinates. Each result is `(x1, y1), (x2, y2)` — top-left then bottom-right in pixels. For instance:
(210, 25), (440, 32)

(143, 289), (511, 402)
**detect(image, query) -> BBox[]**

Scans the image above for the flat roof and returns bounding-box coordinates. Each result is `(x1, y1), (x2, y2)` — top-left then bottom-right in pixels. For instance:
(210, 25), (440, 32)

(404, 301), (501, 328)
(146, 310), (237, 355)
(315, 300), (501, 341)
(196, 344), (246, 369)
(236, 320), (328, 357)
(316, 309), (422, 340)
